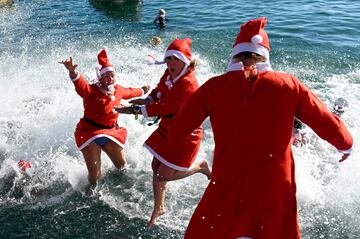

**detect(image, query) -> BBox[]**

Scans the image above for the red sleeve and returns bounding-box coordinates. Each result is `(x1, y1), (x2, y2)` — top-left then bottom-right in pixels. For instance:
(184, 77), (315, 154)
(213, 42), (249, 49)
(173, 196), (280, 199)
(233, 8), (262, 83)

(295, 79), (353, 151)
(73, 74), (91, 98)
(148, 72), (168, 103)
(145, 76), (197, 118)
(118, 85), (143, 100)
(168, 83), (209, 140)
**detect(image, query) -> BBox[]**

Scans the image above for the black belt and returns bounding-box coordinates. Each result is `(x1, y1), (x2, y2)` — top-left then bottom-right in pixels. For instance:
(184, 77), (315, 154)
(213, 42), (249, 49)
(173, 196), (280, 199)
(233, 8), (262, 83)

(83, 116), (118, 129)
(147, 113), (175, 126)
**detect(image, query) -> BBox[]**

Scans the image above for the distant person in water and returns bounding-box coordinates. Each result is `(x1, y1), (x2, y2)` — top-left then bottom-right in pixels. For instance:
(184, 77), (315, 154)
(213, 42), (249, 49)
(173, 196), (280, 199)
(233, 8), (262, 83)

(167, 17), (353, 239)
(154, 9), (167, 28)
(115, 38), (211, 227)
(59, 48), (149, 194)
(332, 97), (349, 117)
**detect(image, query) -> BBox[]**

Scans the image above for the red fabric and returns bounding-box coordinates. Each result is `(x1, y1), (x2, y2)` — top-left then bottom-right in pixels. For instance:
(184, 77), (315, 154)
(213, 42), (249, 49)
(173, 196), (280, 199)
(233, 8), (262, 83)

(144, 68), (202, 170)
(234, 17), (270, 51)
(169, 70), (353, 239)
(97, 49), (113, 71)
(73, 74), (143, 149)
(166, 38), (192, 61)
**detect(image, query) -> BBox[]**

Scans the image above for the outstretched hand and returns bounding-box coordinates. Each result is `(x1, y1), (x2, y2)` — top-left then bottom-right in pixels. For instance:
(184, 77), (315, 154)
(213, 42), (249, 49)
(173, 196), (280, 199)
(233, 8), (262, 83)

(339, 153), (350, 163)
(59, 57), (78, 73)
(142, 85), (150, 94)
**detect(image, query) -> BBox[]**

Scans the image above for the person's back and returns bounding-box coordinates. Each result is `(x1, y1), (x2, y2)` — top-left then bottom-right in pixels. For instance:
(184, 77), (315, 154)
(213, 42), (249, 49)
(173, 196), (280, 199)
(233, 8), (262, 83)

(168, 17), (353, 239)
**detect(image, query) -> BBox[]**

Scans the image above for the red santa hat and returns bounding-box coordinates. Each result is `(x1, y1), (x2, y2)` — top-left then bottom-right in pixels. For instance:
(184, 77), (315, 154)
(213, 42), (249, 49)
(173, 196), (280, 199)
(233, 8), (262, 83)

(97, 48), (116, 77)
(232, 17), (271, 60)
(164, 38), (192, 66)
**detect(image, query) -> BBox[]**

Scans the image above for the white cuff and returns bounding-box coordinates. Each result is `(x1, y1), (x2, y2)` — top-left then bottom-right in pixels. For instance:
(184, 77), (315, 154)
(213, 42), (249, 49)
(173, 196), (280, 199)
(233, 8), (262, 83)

(338, 147), (352, 154)
(146, 96), (154, 104)
(71, 72), (80, 82)
(141, 105), (148, 118)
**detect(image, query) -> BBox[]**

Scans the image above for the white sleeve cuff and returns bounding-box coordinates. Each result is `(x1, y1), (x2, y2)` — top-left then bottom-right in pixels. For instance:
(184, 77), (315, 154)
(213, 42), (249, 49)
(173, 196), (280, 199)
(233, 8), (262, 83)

(338, 147), (352, 154)
(140, 105), (148, 118)
(71, 72), (80, 82)
(146, 96), (154, 104)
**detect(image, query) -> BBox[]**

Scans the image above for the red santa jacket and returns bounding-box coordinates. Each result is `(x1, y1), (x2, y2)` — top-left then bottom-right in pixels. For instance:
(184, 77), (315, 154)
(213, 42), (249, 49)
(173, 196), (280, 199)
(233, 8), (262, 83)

(73, 74), (143, 149)
(143, 68), (202, 170)
(169, 70), (353, 239)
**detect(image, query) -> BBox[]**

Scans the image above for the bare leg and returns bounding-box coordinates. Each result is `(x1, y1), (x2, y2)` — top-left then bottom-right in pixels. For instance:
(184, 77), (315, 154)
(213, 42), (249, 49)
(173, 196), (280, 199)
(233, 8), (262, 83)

(102, 140), (127, 170)
(159, 160), (211, 182)
(81, 142), (102, 186)
(147, 158), (212, 227)
(147, 171), (167, 227)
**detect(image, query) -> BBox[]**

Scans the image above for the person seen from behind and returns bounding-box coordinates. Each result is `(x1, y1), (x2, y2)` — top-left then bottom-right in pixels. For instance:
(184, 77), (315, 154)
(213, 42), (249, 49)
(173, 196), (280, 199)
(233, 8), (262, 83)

(168, 17), (353, 239)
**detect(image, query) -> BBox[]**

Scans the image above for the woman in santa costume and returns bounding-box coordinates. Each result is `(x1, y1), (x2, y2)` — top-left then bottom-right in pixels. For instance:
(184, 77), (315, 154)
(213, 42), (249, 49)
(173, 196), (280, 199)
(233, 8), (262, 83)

(59, 48), (149, 194)
(168, 17), (353, 239)
(115, 38), (211, 227)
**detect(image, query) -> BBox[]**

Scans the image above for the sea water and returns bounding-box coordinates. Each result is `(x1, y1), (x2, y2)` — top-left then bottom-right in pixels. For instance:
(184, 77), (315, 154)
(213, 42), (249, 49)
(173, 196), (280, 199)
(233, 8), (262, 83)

(0, 0), (359, 238)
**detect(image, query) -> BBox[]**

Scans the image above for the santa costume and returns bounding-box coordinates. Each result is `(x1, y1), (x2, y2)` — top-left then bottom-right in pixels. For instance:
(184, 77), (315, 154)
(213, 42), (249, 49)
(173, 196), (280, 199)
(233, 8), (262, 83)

(72, 48), (145, 150)
(142, 38), (202, 171)
(169, 17), (353, 239)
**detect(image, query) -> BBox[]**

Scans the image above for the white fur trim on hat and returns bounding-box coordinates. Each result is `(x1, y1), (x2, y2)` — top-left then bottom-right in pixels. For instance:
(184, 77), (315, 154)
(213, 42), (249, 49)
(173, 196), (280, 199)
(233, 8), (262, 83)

(100, 66), (116, 76)
(232, 42), (269, 59)
(165, 50), (191, 65)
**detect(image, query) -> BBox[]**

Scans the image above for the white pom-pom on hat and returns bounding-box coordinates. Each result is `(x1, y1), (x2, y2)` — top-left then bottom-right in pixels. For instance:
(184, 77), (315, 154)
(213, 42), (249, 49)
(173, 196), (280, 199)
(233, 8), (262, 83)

(251, 35), (263, 45)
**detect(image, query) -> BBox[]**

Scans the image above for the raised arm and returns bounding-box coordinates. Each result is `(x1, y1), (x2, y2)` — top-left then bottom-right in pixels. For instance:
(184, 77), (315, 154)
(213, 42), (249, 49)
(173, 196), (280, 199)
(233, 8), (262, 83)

(59, 56), (91, 98)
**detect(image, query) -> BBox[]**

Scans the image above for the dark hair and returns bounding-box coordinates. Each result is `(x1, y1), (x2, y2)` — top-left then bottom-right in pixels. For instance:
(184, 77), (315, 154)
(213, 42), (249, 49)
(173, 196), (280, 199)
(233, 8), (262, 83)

(294, 118), (303, 130)
(233, 51), (265, 62)
(189, 58), (197, 68)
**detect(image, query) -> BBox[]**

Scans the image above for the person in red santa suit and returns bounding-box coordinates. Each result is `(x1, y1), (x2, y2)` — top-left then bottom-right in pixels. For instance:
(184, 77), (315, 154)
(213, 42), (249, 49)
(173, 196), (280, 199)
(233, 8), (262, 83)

(115, 38), (211, 227)
(168, 17), (353, 239)
(59, 48), (149, 194)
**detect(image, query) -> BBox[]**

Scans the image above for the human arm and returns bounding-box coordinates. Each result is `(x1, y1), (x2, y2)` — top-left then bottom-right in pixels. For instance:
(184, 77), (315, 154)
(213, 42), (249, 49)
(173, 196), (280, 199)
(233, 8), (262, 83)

(295, 80), (353, 162)
(168, 84), (209, 140)
(120, 84), (150, 100)
(58, 57), (79, 80)
(59, 57), (90, 97)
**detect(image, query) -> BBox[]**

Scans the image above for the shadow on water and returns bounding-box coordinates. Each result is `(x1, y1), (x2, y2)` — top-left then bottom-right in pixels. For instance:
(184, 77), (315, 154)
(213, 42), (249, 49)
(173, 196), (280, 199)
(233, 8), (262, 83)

(89, 0), (143, 20)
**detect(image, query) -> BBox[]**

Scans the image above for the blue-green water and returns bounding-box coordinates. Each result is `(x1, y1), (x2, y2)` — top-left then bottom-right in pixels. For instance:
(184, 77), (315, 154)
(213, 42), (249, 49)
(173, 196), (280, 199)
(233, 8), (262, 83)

(1, 0), (359, 238)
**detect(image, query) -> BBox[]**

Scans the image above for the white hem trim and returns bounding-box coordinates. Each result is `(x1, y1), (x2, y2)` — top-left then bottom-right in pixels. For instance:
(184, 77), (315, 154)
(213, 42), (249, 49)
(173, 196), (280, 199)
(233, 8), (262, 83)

(232, 42), (269, 59)
(143, 143), (190, 171)
(78, 134), (124, 150)
(165, 50), (191, 66)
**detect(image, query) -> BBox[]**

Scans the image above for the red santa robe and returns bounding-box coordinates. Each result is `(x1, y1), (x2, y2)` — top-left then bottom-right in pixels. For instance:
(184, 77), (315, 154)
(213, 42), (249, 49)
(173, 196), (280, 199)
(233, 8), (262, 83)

(73, 74), (144, 150)
(168, 68), (353, 239)
(143, 67), (202, 171)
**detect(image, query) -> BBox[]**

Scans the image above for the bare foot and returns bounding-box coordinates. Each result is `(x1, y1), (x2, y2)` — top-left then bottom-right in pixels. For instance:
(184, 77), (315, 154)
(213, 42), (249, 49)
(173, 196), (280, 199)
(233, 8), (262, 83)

(199, 160), (211, 180)
(146, 207), (167, 227)
(118, 163), (130, 172)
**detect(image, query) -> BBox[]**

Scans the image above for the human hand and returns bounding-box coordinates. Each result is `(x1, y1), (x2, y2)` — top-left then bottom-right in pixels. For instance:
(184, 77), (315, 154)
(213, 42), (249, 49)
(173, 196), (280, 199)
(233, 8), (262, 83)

(59, 57), (78, 73)
(339, 153), (350, 163)
(141, 85), (150, 94)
